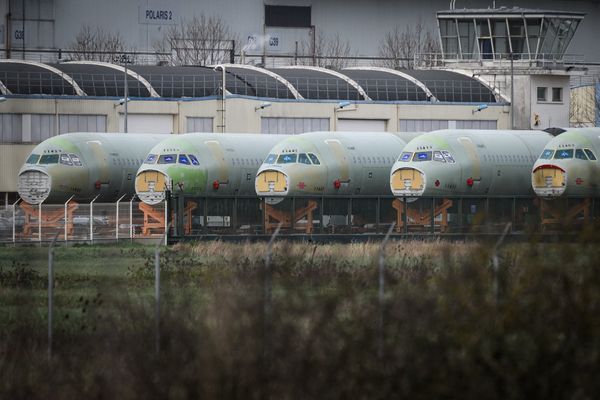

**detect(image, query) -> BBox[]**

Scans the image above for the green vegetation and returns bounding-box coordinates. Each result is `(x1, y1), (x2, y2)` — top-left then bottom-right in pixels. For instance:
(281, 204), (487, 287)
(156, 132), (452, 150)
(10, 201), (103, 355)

(1, 239), (600, 398)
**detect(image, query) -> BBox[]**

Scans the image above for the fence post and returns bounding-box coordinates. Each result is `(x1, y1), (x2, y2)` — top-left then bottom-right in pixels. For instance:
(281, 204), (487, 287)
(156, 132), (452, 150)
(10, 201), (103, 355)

(492, 223), (512, 303)
(263, 222), (282, 392)
(38, 202), (42, 243)
(12, 198), (20, 244)
(129, 196), (135, 241)
(164, 198), (168, 246)
(378, 222), (395, 359)
(90, 195), (99, 244)
(115, 194), (126, 241)
(48, 227), (62, 360)
(64, 195), (74, 244)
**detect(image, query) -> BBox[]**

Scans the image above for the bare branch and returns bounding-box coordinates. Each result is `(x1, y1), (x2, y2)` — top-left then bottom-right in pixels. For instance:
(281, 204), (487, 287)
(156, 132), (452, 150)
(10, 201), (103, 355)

(69, 25), (135, 63)
(297, 32), (355, 69)
(378, 19), (440, 69)
(153, 14), (237, 66)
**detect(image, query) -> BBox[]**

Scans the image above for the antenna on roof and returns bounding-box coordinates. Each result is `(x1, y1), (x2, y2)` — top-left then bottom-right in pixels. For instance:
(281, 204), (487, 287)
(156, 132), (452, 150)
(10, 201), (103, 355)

(449, 0), (456, 10)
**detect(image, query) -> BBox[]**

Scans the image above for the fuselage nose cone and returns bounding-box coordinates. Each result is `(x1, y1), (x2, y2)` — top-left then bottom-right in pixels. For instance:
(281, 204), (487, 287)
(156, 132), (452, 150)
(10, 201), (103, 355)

(532, 164), (566, 197)
(391, 167), (426, 196)
(18, 169), (52, 204)
(136, 169), (170, 205)
(255, 170), (288, 195)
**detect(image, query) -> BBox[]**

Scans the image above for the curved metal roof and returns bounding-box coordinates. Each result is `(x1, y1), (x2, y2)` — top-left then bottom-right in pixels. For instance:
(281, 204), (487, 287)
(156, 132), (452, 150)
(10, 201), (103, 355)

(342, 67), (433, 101)
(0, 59), (83, 96)
(53, 62), (154, 97)
(400, 69), (497, 103)
(269, 66), (368, 101)
(0, 61), (501, 104)
(219, 64), (303, 99)
(128, 65), (224, 98)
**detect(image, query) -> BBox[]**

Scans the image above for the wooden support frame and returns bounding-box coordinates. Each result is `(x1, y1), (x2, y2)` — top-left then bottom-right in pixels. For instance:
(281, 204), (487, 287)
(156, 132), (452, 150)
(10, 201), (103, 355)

(264, 200), (318, 234)
(539, 197), (591, 230)
(139, 201), (197, 236)
(392, 198), (453, 233)
(20, 202), (78, 239)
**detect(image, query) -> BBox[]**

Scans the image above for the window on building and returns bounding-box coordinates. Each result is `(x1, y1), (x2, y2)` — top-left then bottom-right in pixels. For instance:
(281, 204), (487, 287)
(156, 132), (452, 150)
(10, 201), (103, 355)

(186, 117), (213, 133)
(456, 120), (498, 129)
(537, 87), (548, 102)
(399, 119), (449, 132)
(261, 117), (329, 134)
(0, 114), (22, 143)
(552, 87), (563, 102)
(265, 5), (311, 27)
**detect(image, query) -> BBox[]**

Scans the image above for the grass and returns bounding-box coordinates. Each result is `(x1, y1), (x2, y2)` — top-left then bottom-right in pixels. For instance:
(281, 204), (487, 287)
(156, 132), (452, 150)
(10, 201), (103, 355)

(1, 239), (600, 398)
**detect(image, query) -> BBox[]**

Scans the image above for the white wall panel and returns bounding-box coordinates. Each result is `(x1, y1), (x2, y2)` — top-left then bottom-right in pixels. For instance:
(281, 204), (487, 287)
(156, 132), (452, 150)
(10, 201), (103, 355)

(119, 114), (172, 134)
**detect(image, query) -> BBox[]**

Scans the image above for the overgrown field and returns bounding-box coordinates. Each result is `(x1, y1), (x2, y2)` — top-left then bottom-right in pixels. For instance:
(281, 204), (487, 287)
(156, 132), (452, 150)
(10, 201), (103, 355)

(1, 239), (600, 399)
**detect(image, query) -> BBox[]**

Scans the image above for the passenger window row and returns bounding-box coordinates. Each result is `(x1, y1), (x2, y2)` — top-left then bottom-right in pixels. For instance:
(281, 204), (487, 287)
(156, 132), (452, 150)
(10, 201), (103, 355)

(352, 156), (393, 165)
(483, 154), (535, 163)
(232, 158), (262, 166)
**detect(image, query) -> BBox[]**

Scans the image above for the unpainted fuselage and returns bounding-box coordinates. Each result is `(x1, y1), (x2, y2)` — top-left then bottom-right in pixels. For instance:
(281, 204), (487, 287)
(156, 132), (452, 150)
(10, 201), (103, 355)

(390, 129), (553, 198)
(255, 131), (420, 203)
(531, 128), (600, 198)
(18, 132), (165, 204)
(135, 133), (289, 204)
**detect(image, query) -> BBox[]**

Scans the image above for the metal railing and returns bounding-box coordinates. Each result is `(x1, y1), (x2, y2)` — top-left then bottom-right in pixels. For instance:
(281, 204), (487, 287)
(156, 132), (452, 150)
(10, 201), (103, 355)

(415, 52), (586, 69)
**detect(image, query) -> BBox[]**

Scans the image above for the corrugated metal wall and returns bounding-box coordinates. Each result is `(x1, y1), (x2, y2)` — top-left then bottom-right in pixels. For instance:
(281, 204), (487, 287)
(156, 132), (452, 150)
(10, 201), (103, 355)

(0, 144), (35, 191)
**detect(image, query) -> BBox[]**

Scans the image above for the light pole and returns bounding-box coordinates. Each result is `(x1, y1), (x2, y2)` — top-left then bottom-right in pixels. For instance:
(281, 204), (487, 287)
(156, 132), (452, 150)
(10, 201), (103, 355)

(124, 65), (128, 133)
(510, 52), (515, 129)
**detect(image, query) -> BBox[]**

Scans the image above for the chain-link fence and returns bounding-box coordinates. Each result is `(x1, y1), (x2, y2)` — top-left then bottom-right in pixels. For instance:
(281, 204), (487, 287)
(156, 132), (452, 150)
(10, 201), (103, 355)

(0, 199), (166, 244)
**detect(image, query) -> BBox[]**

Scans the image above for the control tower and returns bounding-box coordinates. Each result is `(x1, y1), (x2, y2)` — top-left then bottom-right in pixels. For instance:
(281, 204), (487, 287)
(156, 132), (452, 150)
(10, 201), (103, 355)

(424, 7), (587, 129)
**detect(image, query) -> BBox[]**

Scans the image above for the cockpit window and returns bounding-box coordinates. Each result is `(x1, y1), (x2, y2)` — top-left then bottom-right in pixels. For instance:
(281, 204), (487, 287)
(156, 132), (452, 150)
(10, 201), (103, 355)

(69, 154), (82, 166)
(39, 154), (59, 164)
(298, 153), (311, 165)
(575, 149), (588, 160)
(60, 154), (73, 166)
(145, 154), (158, 164)
(433, 151), (446, 163)
(399, 152), (412, 162)
(585, 149), (597, 161)
(540, 149), (554, 159)
(413, 151), (432, 162)
(158, 154), (176, 164)
(441, 151), (455, 163)
(178, 154), (190, 165)
(308, 153), (320, 165)
(264, 154), (277, 164)
(277, 154), (297, 164)
(26, 154), (40, 164)
(554, 149), (573, 159)
(188, 155), (200, 165)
